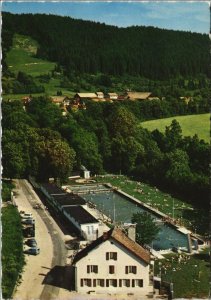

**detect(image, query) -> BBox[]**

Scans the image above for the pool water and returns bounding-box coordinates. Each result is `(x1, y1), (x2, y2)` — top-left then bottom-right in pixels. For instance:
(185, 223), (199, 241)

(69, 185), (189, 250)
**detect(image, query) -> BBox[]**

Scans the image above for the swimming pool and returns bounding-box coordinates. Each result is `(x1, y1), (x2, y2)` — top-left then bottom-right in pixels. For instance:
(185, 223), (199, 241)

(68, 185), (189, 250)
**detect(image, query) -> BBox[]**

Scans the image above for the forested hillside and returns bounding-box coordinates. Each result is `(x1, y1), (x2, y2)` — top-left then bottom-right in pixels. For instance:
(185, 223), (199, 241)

(2, 12), (210, 79)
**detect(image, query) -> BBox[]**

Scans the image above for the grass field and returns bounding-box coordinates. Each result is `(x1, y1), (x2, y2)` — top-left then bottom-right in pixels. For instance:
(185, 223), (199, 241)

(141, 114), (210, 143)
(6, 34), (55, 77)
(154, 250), (210, 298)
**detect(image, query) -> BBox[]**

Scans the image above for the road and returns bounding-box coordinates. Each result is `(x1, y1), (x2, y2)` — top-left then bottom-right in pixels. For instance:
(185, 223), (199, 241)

(13, 179), (69, 300)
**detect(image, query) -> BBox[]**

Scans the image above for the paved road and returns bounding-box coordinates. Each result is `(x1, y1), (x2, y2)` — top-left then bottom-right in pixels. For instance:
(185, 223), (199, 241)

(14, 179), (68, 300)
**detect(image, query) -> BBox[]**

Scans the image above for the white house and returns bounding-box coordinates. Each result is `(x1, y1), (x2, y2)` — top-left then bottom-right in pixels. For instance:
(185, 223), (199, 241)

(107, 93), (118, 100)
(63, 206), (99, 241)
(72, 227), (152, 296)
(96, 92), (104, 99)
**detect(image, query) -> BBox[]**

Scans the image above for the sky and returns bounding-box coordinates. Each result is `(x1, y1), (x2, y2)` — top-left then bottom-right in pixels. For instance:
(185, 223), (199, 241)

(1, 1), (210, 34)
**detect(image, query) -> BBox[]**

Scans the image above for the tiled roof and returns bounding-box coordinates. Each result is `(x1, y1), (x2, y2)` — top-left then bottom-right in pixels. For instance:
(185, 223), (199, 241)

(63, 206), (99, 224)
(50, 96), (67, 103)
(73, 227), (150, 264)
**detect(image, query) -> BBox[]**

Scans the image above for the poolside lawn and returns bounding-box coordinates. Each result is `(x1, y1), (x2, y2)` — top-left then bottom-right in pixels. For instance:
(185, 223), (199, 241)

(154, 250), (210, 298)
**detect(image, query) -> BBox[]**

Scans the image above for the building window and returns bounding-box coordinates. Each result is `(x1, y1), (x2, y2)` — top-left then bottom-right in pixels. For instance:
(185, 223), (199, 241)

(87, 265), (98, 273)
(106, 252), (117, 260)
(122, 279), (130, 287)
(135, 279), (143, 287)
(125, 266), (137, 274)
(97, 279), (104, 287)
(81, 279), (92, 287)
(109, 279), (117, 287)
(109, 265), (115, 274)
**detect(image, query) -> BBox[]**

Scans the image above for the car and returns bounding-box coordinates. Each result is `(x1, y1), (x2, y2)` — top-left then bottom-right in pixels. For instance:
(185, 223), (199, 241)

(24, 247), (40, 255)
(21, 213), (33, 219)
(22, 218), (35, 225)
(25, 238), (37, 247)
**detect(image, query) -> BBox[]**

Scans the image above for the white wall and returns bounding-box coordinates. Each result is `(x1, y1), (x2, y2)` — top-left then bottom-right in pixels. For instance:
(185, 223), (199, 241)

(75, 238), (151, 295)
(63, 210), (99, 241)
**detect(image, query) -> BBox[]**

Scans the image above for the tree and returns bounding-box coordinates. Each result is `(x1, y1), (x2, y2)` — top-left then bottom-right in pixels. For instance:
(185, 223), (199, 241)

(131, 212), (160, 245)
(35, 129), (76, 182)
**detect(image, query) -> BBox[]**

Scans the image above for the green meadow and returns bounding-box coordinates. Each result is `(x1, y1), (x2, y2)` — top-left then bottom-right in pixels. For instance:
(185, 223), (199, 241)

(6, 34), (55, 77)
(141, 114), (210, 143)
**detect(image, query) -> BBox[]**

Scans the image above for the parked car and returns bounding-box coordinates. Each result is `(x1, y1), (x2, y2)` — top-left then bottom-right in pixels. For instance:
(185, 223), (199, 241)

(25, 238), (37, 247)
(21, 213), (33, 219)
(24, 247), (40, 255)
(22, 218), (35, 225)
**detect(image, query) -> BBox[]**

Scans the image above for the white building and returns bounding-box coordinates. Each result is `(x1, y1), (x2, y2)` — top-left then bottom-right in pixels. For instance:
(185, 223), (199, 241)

(72, 227), (152, 296)
(63, 206), (99, 241)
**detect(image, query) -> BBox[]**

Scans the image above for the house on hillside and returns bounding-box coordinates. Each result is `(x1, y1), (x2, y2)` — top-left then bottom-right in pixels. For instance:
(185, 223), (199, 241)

(50, 96), (71, 106)
(125, 92), (152, 101)
(72, 227), (152, 296)
(96, 92), (104, 99)
(74, 93), (97, 102)
(107, 93), (118, 100)
(63, 206), (99, 241)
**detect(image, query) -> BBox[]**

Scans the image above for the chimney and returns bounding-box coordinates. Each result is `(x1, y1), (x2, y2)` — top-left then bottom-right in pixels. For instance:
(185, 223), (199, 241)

(103, 231), (109, 240)
(123, 223), (136, 241)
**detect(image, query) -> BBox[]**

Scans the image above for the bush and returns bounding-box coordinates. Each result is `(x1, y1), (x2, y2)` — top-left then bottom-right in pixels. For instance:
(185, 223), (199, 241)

(2, 205), (24, 299)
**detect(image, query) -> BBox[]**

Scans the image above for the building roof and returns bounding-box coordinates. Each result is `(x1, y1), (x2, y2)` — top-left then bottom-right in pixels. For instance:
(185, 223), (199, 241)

(41, 183), (66, 195)
(126, 92), (152, 100)
(73, 227), (150, 264)
(96, 92), (104, 96)
(75, 93), (97, 98)
(63, 206), (99, 224)
(53, 193), (86, 206)
(50, 96), (68, 103)
(108, 93), (118, 97)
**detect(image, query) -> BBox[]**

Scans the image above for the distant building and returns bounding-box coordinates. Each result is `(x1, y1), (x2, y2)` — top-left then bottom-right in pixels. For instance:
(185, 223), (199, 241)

(50, 96), (70, 106)
(51, 193), (87, 211)
(63, 206), (99, 241)
(74, 93), (97, 101)
(107, 93), (118, 100)
(80, 165), (90, 179)
(125, 92), (152, 101)
(96, 92), (104, 99)
(72, 227), (152, 295)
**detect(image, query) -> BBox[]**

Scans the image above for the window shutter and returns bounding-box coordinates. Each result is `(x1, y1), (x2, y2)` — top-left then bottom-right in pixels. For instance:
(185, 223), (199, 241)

(87, 265), (90, 273)
(119, 279), (122, 287)
(114, 252), (117, 260)
(106, 279), (109, 287)
(81, 279), (83, 287)
(125, 266), (128, 274)
(132, 279), (135, 287)
(133, 266), (137, 274)
(106, 252), (109, 260)
(93, 279), (96, 287)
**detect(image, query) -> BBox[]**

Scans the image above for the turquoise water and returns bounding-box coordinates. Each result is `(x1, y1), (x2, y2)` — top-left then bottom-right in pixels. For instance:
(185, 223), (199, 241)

(82, 189), (189, 250)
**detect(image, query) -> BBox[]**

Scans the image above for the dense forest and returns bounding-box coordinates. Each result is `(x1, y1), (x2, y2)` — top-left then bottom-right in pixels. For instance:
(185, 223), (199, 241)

(2, 12), (210, 79)
(2, 98), (209, 211)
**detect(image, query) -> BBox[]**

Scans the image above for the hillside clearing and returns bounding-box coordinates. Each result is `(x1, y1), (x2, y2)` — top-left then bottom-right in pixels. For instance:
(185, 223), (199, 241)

(141, 114), (210, 143)
(5, 34), (55, 77)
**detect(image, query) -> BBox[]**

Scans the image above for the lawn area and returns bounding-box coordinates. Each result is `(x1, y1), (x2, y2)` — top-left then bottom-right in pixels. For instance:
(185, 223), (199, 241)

(6, 34), (55, 77)
(154, 250), (210, 298)
(96, 175), (209, 235)
(141, 113), (210, 143)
